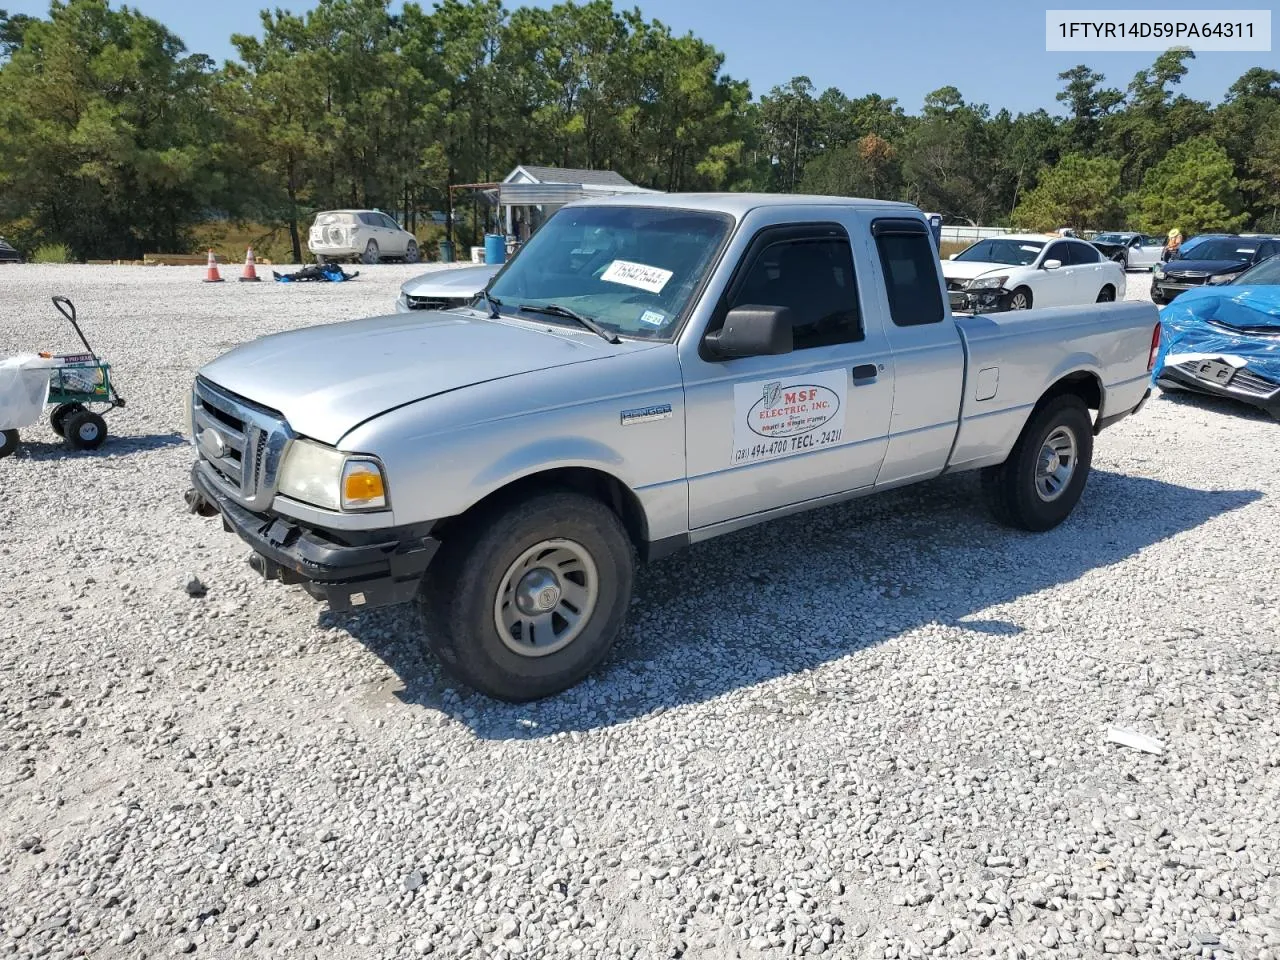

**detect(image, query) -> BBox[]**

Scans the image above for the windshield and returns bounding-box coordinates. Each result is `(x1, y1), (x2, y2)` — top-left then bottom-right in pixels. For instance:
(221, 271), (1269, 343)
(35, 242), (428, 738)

(1092, 234), (1130, 244)
(488, 205), (732, 340)
(1176, 239), (1257, 262)
(1233, 256), (1280, 285)
(953, 238), (1045, 266)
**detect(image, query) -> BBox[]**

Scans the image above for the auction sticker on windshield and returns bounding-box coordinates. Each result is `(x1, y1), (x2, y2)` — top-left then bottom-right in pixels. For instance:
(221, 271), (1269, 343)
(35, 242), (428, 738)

(601, 260), (673, 294)
(732, 369), (847, 465)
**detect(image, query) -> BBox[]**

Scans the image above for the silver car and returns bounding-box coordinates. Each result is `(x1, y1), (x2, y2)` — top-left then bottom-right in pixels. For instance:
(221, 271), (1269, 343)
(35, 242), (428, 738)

(396, 264), (502, 312)
(186, 194), (1158, 702)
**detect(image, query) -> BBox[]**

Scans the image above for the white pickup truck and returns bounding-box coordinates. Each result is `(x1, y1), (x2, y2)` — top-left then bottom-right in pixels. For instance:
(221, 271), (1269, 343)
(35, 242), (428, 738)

(185, 194), (1160, 701)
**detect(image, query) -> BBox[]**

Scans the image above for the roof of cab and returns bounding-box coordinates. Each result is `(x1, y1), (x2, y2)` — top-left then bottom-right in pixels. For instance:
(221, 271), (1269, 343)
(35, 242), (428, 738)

(567, 192), (921, 218)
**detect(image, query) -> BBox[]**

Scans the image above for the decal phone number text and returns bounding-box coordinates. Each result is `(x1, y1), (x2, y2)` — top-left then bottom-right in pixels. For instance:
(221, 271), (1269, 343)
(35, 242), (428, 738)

(733, 428), (843, 464)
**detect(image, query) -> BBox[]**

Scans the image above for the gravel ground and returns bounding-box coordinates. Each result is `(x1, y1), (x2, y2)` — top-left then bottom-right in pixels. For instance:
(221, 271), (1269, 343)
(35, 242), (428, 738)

(1, 263), (1278, 960)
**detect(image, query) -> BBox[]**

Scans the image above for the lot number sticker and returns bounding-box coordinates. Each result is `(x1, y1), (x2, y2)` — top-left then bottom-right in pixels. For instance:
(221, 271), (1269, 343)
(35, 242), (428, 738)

(600, 259), (673, 294)
(732, 369), (847, 465)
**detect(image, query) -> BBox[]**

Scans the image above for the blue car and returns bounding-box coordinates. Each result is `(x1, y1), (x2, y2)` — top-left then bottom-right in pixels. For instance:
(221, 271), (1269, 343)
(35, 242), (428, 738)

(1152, 254), (1280, 418)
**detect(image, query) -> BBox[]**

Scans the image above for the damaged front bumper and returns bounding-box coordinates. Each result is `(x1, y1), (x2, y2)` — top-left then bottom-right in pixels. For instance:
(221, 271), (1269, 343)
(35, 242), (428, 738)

(188, 465), (440, 612)
(950, 287), (1017, 314)
(1155, 361), (1280, 418)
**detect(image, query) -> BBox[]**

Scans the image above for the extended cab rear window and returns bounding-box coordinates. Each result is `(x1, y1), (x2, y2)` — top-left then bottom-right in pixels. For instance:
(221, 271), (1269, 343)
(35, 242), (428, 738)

(872, 221), (945, 326)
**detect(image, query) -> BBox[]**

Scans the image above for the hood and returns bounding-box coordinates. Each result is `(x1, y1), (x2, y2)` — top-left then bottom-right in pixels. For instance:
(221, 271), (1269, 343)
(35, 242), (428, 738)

(401, 264), (501, 298)
(198, 310), (653, 446)
(941, 260), (1016, 283)
(1162, 258), (1251, 276)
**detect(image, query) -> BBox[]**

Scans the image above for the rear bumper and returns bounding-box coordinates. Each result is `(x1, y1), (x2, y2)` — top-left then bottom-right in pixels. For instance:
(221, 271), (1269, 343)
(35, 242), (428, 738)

(190, 465), (439, 612)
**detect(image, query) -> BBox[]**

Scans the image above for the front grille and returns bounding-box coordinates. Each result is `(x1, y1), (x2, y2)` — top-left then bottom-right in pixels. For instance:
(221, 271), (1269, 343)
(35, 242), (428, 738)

(405, 295), (469, 311)
(1231, 368), (1280, 399)
(1175, 362), (1280, 400)
(192, 377), (292, 511)
(946, 279), (967, 292)
(1164, 272), (1210, 285)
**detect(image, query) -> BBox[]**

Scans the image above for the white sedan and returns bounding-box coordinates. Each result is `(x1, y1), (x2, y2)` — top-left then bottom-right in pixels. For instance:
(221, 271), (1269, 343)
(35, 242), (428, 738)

(307, 209), (421, 265)
(942, 234), (1127, 313)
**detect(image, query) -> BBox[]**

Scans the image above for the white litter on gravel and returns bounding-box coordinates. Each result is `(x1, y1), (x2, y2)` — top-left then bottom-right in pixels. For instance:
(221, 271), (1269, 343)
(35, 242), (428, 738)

(1, 264), (1278, 960)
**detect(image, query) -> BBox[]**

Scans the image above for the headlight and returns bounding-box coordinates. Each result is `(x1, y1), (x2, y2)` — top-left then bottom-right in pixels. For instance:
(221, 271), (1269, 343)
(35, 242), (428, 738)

(1208, 271), (1242, 285)
(278, 439), (388, 512)
(966, 275), (1009, 290)
(1153, 265), (1165, 279)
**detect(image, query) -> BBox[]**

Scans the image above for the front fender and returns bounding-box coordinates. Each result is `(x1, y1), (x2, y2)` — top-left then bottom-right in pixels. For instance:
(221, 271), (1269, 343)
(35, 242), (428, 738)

(471, 436), (628, 491)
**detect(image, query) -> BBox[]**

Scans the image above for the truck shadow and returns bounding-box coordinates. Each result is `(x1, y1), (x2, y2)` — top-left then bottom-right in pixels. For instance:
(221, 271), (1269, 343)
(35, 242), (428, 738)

(332, 468), (1259, 739)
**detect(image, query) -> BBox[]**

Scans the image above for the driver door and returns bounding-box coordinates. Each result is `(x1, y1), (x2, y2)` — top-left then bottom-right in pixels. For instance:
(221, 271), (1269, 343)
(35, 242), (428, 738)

(681, 217), (894, 529)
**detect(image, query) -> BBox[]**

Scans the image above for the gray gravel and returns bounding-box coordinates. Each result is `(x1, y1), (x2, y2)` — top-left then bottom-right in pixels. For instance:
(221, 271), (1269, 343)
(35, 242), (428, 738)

(1, 263), (1279, 960)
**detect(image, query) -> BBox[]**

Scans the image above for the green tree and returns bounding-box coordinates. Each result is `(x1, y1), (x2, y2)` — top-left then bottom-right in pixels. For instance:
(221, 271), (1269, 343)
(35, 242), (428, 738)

(1127, 136), (1246, 234)
(1055, 65), (1122, 152)
(901, 87), (1000, 224)
(1011, 154), (1121, 231)
(801, 133), (899, 199)
(757, 76), (819, 191)
(0, 0), (233, 258)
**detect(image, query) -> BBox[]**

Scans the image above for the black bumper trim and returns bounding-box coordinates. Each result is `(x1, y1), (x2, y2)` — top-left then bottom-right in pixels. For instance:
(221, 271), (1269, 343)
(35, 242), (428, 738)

(190, 465), (439, 612)
(1155, 368), (1280, 418)
(1095, 387), (1151, 434)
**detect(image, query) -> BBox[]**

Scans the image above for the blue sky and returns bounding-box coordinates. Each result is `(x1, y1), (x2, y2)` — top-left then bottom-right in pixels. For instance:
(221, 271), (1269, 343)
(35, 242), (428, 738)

(7, 0), (1273, 114)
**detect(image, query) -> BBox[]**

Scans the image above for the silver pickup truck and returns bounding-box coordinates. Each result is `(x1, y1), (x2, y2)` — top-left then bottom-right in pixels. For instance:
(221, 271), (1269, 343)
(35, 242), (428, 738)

(184, 194), (1160, 701)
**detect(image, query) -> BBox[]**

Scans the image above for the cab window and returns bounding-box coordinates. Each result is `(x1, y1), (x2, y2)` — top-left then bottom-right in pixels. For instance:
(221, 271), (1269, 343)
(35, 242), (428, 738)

(726, 229), (863, 349)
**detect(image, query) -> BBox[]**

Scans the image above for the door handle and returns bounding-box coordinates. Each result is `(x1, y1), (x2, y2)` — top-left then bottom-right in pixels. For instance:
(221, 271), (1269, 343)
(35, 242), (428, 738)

(852, 363), (878, 381)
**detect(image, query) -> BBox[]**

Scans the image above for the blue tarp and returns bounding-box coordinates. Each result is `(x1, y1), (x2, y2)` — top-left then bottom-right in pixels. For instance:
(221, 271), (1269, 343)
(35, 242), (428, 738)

(1152, 285), (1280, 385)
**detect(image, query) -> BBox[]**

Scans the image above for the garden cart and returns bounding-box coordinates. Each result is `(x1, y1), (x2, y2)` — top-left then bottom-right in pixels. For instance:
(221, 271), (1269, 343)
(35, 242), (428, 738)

(0, 296), (125, 458)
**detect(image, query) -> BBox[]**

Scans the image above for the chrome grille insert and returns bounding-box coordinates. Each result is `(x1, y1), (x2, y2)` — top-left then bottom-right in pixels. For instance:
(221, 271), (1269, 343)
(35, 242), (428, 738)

(192, 378), (292, 511)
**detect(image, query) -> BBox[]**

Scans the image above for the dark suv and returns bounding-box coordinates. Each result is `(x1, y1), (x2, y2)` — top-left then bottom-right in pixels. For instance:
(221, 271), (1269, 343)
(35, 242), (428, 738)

(1151, 235), (1280, 304)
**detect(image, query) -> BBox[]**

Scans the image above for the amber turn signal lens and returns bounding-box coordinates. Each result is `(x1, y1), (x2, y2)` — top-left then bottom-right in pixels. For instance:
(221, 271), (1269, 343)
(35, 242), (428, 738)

(343, 470), (384, 504)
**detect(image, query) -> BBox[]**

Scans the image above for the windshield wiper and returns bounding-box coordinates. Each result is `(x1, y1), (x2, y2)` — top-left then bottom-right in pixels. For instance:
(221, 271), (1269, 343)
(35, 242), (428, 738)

(518, 303), (621, 344)
(479, 289), (501, 319)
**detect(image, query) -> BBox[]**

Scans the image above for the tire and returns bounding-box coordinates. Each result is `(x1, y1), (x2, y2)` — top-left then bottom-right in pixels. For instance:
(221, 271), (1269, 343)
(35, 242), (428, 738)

(1096, 285), (1115, 302)
(361, 240), (380, 265)
(404, 240), (420, 264)
(419, 490), (636, 702)
(981, 394), (1093, 532)
(63, 410), (107, 450)
(0, 429), (19, 459)
(1008, 287), (1032, 310)
(50, 402), (85, 438)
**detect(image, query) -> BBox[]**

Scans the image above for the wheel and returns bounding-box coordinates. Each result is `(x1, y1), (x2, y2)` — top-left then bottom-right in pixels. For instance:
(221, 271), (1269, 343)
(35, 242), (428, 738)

(361, 240), (380, 265)
(1096, 285), (1115, 302)
(1008, 287), (1032, 310)
(0, 429), (19, 459)
(63, 409), (107, 450)
(50, 402), (85, 438)
(404, 240), (420, 264)
(981, 394), (1093, 532)
(419, 490), (636, 702)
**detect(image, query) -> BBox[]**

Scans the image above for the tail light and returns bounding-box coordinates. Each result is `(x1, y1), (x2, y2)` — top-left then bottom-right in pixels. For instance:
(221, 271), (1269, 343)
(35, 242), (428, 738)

(1147, 321), (1162, 371)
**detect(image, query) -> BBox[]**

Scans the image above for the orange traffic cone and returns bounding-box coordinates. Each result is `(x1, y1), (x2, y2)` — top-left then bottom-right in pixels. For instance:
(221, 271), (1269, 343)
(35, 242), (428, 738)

(239, 247), (262, 282)
(203, 249), (224, 283)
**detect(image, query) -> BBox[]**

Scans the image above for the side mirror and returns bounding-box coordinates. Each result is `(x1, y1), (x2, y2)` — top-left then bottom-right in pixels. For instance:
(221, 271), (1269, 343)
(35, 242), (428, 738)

(948, 253), (958, 260)
(1043, 259), (1062, 271)
(704, 305), (794, 359)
